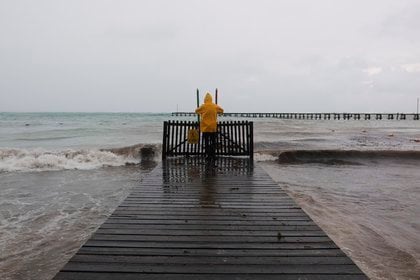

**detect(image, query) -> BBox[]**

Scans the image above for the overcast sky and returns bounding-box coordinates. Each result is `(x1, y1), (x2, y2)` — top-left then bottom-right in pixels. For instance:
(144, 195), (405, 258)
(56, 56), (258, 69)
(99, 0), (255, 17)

(1, 0), (419, 112)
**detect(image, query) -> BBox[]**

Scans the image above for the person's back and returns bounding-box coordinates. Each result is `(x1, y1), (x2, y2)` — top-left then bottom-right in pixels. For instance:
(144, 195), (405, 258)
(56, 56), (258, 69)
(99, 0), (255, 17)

(195, 92), (224, 162)
(195, 93), (223, 132)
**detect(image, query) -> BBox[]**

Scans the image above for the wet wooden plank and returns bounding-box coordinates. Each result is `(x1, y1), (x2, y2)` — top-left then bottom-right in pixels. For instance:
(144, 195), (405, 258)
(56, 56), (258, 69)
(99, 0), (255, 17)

(92, 229), (327, 237)
(55, 272), (368, 280)
(100, 223), (322, 231)
(70, 255), (355, 265)
(83, 240), (339, 249)
(61, 262), (364, 274)
(53, 158), (367, 279)
(77, 247), (348, 257)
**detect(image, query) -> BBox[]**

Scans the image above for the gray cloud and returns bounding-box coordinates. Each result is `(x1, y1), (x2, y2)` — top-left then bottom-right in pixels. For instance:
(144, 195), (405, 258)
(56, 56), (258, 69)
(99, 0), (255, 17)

(0, 0), (419, 112)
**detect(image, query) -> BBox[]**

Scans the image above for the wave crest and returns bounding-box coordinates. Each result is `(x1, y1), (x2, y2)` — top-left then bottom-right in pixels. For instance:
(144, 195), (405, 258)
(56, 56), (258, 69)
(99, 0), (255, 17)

(277, 150), (420, 165)
(0, 144), (161, 172)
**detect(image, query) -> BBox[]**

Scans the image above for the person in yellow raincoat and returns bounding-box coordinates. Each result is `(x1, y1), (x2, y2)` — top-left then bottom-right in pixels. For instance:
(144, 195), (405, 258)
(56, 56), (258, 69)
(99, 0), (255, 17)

(195, 92), (224, 161)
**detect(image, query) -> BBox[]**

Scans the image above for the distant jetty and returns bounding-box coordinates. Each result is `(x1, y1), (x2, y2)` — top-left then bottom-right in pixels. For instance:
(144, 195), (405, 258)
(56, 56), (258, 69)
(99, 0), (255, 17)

(172, 112), (420, 120)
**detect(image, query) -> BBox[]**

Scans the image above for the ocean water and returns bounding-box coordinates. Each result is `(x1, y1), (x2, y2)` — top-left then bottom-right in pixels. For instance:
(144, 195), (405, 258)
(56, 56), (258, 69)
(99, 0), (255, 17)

(0, 112), (419, 279)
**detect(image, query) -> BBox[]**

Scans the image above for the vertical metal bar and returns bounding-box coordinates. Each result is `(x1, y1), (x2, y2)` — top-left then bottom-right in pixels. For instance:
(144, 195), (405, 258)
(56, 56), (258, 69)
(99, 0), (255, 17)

(249, 122), (254, 160)
(167, 121), (172, 157)
(196, 121), (199, 155)
(237, 121), (240, 155)
(182, 121), (186, 155)
(220, 122), (223, 156)
(245, 121), (249, 155)
(178, 121), (183, 155)
(162, 121), (167, 159)
(182, 122), (187, 155)
(174, 121), (178, 155)
(196, 89), (200, 124)
(236, 121), (241, 154)
(187, 121), (190, 155)
(241, 121), (245, 155)
(232, 121), (236, 155)
(220, 123), (223, 156)
(225, 122), (228, 155)
(193, 121), (197, 155)
(235, 121), (239, 155)
(201, 127), (205, 156)
(167, 121), (171, 157)
(225, 122), (229, 156)
(214, 123), (220, 156)
(179, 121), (183, 155)
(180, 121), (183, 155)
(231, 121), (235, 155)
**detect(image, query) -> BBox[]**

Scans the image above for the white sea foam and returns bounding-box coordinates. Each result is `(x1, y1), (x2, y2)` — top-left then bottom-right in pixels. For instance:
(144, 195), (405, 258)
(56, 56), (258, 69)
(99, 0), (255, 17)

(254, 152), (278, 162)
(0, 148), (139, 172)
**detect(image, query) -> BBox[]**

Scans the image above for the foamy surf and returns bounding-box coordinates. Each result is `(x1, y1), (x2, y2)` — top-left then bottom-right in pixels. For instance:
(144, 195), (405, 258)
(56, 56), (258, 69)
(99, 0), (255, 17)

(0, 143), (283, 172)
(276, 149), (420, 165)
(0, 146), (160, 172)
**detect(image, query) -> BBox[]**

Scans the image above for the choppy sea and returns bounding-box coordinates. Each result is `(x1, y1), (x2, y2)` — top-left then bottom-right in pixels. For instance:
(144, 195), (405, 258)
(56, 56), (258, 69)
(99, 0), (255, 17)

(0, 112), (419, 280)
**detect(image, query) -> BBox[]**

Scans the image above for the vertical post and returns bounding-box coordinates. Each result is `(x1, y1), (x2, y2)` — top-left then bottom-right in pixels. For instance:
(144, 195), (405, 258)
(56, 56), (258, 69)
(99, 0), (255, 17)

(178, 121), (183, 155)
(167, 121), (171, 156)
(173, 121), (177, 155)
(234, 121), (238, 155)
(196, 88), (200, 127)
(182, 122), (187, 155)
(249, 122), (254, 161)
(223, 122), (227, 155)
(162, 121), (167, 160)
(241, 121), (245, 155)
(215, 88), (218, 104)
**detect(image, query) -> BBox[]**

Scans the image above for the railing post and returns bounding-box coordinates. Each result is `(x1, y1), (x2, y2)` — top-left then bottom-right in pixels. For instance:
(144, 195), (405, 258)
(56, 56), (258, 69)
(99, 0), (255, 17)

(249, 121), (254, 161)
(162, 121), (167, 160)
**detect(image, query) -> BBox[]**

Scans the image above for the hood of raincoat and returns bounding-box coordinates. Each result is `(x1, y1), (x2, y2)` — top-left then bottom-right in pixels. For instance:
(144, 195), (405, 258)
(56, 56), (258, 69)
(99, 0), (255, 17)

(204, 93), (212, 103)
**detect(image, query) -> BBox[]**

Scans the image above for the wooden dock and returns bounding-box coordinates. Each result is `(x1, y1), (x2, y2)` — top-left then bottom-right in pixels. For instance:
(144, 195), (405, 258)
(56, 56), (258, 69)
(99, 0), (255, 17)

(54, 157), (367, 280)
(172, 111), (420, 120)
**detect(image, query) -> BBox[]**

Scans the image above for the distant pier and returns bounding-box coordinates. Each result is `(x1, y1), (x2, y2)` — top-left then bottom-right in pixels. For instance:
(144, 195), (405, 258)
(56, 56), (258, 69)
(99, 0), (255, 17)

(172, 112), (420, 120)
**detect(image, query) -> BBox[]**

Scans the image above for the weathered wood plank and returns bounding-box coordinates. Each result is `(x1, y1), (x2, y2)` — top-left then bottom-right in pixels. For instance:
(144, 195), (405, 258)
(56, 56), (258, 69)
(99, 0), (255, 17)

(70, 255), (355, 265)
(90, 234), (330, 243)
(92, 229), (327, 237)
(77, 247), (348, 257)
(83, 240), (339, 249)
(61, 262), (364, 274)
(55, 272), (368, 280)
(101, 223), (322, 231)
(104, 219), (318, 226)
(108, 208), (308, 215)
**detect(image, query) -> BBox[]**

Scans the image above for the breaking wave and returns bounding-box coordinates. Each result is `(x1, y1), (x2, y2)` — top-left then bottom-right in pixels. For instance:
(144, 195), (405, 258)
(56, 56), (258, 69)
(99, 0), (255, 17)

(3, 142), (420, 172)
(0, 144), (161, 172)
(276, 150), (420, 165)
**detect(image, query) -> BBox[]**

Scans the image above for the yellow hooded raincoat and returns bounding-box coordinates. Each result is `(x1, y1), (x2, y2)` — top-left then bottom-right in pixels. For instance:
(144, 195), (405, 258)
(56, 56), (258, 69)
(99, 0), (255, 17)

(195, 93), (224, 132)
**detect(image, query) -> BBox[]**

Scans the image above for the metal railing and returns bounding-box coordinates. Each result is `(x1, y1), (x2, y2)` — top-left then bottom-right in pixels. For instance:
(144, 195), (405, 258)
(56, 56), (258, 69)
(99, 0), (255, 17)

(162, 120), (253, 160)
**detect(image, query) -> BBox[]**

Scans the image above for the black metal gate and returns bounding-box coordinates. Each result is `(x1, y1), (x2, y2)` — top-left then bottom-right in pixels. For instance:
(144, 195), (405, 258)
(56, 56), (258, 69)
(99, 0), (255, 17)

(162, 120), (253, 160)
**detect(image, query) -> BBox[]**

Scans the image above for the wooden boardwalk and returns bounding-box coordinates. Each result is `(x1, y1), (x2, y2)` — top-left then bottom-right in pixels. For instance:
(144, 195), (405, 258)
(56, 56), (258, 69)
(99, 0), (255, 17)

(54, 158), (367, 280)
